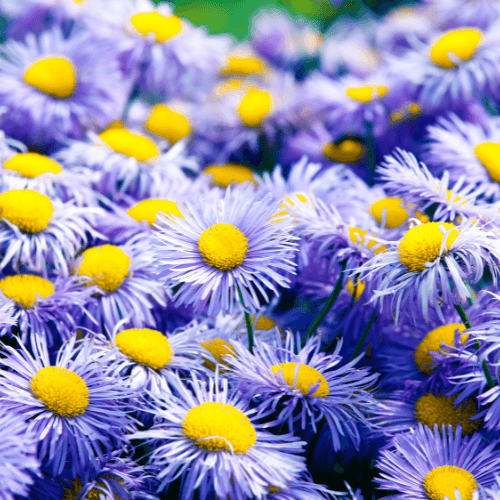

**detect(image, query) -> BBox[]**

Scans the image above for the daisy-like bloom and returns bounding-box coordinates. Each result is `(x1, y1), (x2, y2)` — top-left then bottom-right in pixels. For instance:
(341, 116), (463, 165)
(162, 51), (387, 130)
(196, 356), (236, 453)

(0, 273), (96, 346)
(225, 331), (378, 450)
(0, 335), (135, 478)
(0, 406), (39, 500)
(386, 24), (500, 112)
(423, 114), (500, 201)
(54, 127), (199, 202)
(130, 374), (307, 500)
(377, 149), (500, 223)
(152, 184), (297, 317)
(425, 0), (500, 30)
(358, 218), (500, 324)
(0, 188), (101, 276)
(73, 236), (166, 336)
(375, 424), (500, 500)
(0, 28), (131, 152)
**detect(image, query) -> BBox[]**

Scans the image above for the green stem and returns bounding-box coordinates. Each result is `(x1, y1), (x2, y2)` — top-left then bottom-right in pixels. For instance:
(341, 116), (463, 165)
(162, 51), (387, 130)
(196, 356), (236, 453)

(364, 120), (376, 185)
(237, 285), (254, 354)
(350, 310), (377, 361)
(453, 304), (495, 389)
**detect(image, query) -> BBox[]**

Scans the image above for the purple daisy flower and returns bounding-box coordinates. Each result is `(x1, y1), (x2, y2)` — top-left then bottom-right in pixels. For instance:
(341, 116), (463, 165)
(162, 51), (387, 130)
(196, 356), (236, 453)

(0, 28), (131, 153)
(151, 183), (297, 317)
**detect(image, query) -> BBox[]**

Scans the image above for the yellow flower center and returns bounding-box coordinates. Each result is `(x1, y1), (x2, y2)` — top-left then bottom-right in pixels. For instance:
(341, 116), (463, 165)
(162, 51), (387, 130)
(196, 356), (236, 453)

(63, 477), (123, 500)
(201, 338), (235, 371)
(182, 401), (256, 454)
(252, 315), (277, 330)
(348, 226), (387, 254)
(238, 87), (272, 127)
(390, 102), (421, 123)
(127, 199), (182, 226)
(204, 164), (255, 187)
(30, 366), (89, 417)
(0, 274), (55, 308)
(370, 197), (409, 228)
(423, 466), (477, 500)
(0, 189), (54, 233)
(198, 223), (248, 271)
(398, 222), (459, 273)
(430, 28), (483, 69)
(222, 56), (266, 75)
(115, 328), (173, 370)
(130, 12), (182, 42)
(4, 152), (63, 178)
(76, 245), (130, 293)
(145, 104), (191, 144)
(23, 56), (76, 98)
(345, 85), (387, 103)
(270, 362), (329, 397)
(414, 323), (468, 374)
(346, 278), (365, 301)
(323, 139), (365, 163)
(415, 392), (480, 435)
(98, 128), (159, 162)
(474, 142), (500, 183)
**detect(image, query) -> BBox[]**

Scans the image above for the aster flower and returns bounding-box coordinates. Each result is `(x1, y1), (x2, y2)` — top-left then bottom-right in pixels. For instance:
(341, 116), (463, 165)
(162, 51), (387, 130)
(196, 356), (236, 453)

(152, 183), (297, 317)
(0, 406), (39, 500)
(0, 188), (101, 277)
(375, 424), (500, 499)
(0, 28), (131, 152)
(130, 373), (307, 500)
(0, 335), (136, 478)
(225, 331), (378, 450)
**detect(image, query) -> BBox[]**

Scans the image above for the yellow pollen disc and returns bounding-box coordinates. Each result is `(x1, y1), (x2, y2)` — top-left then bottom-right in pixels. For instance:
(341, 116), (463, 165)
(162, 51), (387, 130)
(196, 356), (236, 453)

(4, 152), (63, 178)
(474, 142), (500, 183)
(414, 392), (480, 435)
(198, 223), (248, 271)
(201, 338), (235, 371)
(204, 164), (255, 187)
(270, 362), (329, 397)
(30, 366), (89, 417)
(238, 87), (272, 127)
(0, 275), (54, 308)
(346, 278), (365, 301)
(430, 28), (483, 69)
(348, 226), (386, 254)
(345, 85), (387, 103)
(182, 401), (256, 454)
(115, 328), (173, 370)
(145, 104), (191, 144)
(252, 315), (277, 330)
(23, 56), (76, 99)
(423, 465), (477, 500)
(323, 139), (365, 163)
(222, 56), (266, 75)
(98, 128), (159, 162)
(127, 199), (182, 226)
(398, 222), (459, 272)
(63, 477), (124, 500)
(0, 189), (54, 233)
(414, 323), (467, 374)
(268, 486), (281, 493)
(76, 245), (130, 293)
(130, 12), (182, 42)
(370, 197), (409, 228)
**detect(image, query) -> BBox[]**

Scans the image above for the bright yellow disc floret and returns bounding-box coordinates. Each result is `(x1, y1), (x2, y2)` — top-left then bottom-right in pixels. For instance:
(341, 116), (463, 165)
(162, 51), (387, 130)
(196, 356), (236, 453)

(222, 56), (266, 75)
(474, 142), (500, 183)
(323, 139), (365, 163)
(238, 87), (272, 127)
(423, 465), (477, 500)
(145, 104), (191, 144)
(115, 328), (173, 370)
(198, 223), (248, 271)
(345, 85), (387, 103)
(370, 197), (409, 228)
(270, 362), (329, 397)
(346, 278), (365, 301)
(0, 274), (55, 308)
(98, 128), (159, 162)
(63, 476), (124, 500)
(30, 366), (89, 417)
(201, 338), (235, 371)
(182, 401), (257, 453)
(204, 164), (256, 187)
(398, 222), (459, 272)
(4, 152), (63, 178)
(76, 245), (130, 293)
(253, 315), (277, 330)
(0, 189), (54, 233)
(127, 199), (182, 226)
(430, 28), (483, 69)
(130, 12), (182, 42)
(23, 56), (76, 98)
